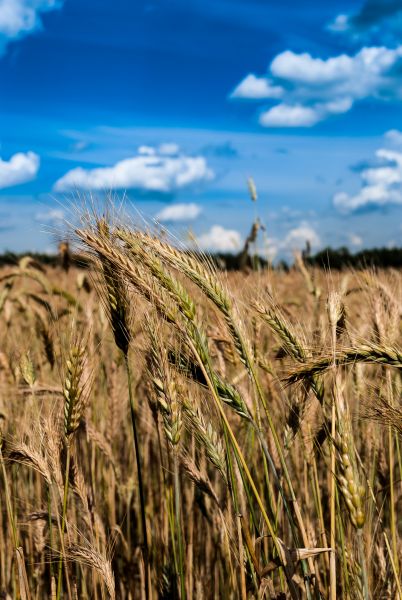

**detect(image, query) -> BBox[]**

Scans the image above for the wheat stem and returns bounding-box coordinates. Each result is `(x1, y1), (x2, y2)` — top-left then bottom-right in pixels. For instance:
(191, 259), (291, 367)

(124, 354), (150, 600)
(56, 440), (71, 600)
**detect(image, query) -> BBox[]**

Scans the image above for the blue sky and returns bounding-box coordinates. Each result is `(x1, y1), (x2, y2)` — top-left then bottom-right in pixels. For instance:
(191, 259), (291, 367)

(1, 0), (402, 258)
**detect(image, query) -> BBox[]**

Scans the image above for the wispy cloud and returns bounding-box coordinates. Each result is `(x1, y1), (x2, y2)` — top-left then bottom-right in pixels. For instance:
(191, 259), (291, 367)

(0, 151), (40, 189)
(0, 0), (63, 54)
(54, 145), (213, 192)
(155, 203), (202, 222)
(232, 45), (402, 127)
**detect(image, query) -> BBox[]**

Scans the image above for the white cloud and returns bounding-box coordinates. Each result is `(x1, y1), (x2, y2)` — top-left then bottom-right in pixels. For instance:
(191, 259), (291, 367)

(259, 98), (354, 128)
(232, 45), (402, 127)
(194, 221), (320, 259)
(0, 0), (63, 53)
(231, 74), (284, 99)
(270, 50), (351, 84)
(54, 145), (213, 192)
(271, 46), (402, 89)
(138, 143), (180, 156)
(0, 151), (39, 189)
(259, 104), (322, 127)
(283, 222), (321, 249)
(197, 225), (243, 252)
(138, 145), (156, 156)
(265, 221), (321, 259)
(333, 146), (402, 212)
(260, 96), (354, 128)
(155, 203), (202, 222)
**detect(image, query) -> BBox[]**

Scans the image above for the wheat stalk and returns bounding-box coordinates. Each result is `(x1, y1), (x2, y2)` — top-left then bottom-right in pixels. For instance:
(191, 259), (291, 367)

(284, 343), (402, 386)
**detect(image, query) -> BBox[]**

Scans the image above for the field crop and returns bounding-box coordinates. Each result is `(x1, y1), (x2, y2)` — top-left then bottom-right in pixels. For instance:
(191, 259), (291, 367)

(0, 218), (401, 599)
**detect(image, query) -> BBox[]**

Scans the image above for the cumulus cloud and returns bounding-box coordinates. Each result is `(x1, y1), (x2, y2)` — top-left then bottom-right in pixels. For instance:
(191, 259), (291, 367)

(333, 147), (402, 212)
(155, 203), (202, 222)
(231, 74), (284, 99)
(0, 0), (63, 54)
(260, 104), (322, 127)
(232, 45), (402, 127)
(54, 146), (213, 192)
(283, 222), (321, 249)
(266, 221), (321, 259)
(197, 225), (243, 252)
(0, 151), (39, 189)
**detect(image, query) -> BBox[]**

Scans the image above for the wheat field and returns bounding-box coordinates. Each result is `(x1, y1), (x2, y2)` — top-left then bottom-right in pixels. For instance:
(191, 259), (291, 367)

(0, 218), (401, 599)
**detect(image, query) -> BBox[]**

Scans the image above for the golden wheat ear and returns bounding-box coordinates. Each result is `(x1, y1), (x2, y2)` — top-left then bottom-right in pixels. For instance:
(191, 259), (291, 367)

(96, 218), (132, 356)
(63, 341), (90, 437)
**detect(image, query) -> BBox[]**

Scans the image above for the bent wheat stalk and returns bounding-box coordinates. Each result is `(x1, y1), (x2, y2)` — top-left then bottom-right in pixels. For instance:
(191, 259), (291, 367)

(284, 343), (402, 386)
(95, 219), (150, 600)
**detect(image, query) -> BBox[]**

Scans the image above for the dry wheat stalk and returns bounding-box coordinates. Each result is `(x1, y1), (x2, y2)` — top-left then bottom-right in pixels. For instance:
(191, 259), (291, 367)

(284, 343), (402, 386)
(67, 543), (115, 599)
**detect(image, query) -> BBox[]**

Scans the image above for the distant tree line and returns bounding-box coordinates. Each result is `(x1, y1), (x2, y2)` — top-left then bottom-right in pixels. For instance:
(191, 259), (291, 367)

(0, 250), (89, 270)
(305, 246), (402, 270)
(1, 246), (402, 270)
(211, 246), (402, 270)
(0, 251), (60, 268)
